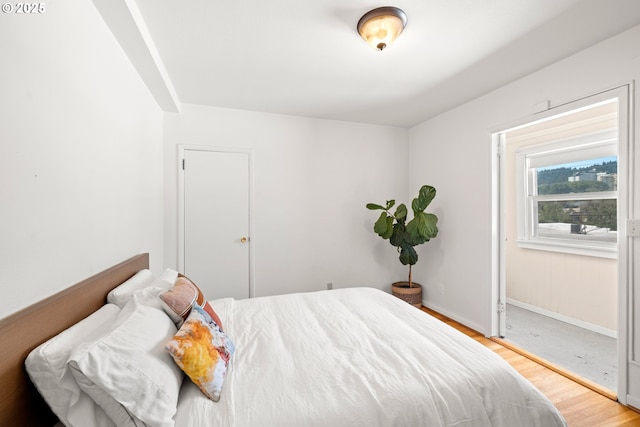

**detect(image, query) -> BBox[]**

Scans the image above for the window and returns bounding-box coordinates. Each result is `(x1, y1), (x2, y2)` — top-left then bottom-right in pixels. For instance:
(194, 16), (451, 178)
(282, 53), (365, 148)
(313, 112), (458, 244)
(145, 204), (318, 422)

(514, 102), (618, 258)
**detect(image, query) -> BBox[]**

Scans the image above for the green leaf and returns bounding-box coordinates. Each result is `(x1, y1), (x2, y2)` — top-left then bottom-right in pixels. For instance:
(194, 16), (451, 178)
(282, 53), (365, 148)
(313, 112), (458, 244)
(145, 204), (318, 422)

(405, 212), (438, 245)
(373, 212), (394, 239)
(366, 203), (385, 210)
(385, 199), (396, 210)
(407, 212), (438, 240)
(398, 244), (418, 266)
(394, 203), (407, 221)
(389, 221), (405, 247)
(421, 213), (439, 238)
(405, 221), (426, 246)
(412, 185), (436, 214)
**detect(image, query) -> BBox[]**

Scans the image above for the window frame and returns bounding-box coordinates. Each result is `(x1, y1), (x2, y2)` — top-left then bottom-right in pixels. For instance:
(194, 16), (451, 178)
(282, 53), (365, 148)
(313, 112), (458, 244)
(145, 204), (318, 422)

(516, 129), (618, 259)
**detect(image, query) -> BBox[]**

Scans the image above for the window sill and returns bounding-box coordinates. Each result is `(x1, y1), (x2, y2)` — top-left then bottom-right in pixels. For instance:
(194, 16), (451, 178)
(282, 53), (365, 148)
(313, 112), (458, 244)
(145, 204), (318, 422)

(516, 238), (617, 259)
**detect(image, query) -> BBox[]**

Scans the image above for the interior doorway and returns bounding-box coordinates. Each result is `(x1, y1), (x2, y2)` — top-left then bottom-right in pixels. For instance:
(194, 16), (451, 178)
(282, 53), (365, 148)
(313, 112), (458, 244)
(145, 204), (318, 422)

(178, 146), (253, 300)
(491, 86), (631, 399)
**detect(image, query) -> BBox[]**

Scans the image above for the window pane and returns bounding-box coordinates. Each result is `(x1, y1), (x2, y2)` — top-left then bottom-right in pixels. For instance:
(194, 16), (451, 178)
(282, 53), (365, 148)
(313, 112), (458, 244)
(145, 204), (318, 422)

(537, 199), (617, 242)
(537, 157), (617, 194)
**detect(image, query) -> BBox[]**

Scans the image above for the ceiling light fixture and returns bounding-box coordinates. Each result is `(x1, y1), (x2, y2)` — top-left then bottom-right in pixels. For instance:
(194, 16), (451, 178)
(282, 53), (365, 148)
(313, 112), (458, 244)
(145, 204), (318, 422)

(357, 6), (407, 51)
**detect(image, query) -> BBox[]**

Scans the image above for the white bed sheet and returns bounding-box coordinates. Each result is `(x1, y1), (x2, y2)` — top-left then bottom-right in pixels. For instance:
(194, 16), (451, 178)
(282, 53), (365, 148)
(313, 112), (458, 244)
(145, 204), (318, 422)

(175, 287), (567, 427)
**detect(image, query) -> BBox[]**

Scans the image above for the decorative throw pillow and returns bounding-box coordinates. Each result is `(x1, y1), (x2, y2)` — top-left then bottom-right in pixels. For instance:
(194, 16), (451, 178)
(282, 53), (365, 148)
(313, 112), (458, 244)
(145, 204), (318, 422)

(159, 275), (223, 329)
(165, 306), (235, 402)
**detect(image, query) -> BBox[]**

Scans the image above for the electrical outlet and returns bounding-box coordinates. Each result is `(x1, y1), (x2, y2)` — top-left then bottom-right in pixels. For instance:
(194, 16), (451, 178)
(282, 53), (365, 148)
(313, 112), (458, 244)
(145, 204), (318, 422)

(628, 219), (640, 237)
(327, 282), (333, 290)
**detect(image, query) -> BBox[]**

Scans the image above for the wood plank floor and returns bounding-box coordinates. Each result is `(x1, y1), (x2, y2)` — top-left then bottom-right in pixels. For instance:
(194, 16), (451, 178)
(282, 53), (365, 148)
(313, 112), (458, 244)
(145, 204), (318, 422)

(421, 307), (640, 427)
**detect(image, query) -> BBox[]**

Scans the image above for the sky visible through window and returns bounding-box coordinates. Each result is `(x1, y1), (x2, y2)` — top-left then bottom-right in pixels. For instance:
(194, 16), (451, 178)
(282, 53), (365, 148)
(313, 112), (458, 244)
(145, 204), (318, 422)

(538, 156), (617, 172)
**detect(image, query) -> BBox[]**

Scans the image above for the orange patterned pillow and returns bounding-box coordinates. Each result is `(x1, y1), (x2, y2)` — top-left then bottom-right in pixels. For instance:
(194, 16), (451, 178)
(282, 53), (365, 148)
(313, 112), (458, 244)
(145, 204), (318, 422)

(165, 306), (234, 402)
(159, 275), (223, 330)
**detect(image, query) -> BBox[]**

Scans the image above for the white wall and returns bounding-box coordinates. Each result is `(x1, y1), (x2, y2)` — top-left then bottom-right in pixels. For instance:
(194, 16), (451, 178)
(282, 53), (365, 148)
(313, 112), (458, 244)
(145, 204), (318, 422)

(0, 0), (164, 319)
(163, 104), (409, 297)
(409, 24), (640, 403)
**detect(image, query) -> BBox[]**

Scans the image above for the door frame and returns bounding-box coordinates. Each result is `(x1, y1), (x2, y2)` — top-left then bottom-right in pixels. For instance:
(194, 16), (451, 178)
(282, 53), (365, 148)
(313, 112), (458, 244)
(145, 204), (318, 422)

(177, 144), (255, 298)
(489, 84), (633, 403)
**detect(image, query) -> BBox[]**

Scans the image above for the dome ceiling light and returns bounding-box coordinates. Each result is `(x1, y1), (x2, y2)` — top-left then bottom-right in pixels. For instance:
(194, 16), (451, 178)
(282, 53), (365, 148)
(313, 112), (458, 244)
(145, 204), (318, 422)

(357, 6), (407, 51)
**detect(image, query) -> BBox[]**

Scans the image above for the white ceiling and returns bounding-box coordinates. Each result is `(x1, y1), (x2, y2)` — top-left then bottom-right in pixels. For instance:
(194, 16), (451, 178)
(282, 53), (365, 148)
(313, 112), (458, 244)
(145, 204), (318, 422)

(106, 0), (640, 127)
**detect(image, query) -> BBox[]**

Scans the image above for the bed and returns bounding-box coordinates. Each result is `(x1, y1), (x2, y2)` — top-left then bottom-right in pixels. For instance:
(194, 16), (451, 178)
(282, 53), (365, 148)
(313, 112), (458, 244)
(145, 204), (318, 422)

(0, 253), (567, 426)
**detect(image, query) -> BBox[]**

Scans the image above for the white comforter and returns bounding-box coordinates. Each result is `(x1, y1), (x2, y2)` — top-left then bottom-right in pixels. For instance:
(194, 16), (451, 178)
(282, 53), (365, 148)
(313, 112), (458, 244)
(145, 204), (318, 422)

(174, 288), (567, 427)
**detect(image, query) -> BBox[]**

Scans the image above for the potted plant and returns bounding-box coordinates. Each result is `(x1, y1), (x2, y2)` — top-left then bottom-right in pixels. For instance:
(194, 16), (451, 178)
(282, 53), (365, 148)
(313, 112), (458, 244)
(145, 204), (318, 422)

(366, 185), (439, 307)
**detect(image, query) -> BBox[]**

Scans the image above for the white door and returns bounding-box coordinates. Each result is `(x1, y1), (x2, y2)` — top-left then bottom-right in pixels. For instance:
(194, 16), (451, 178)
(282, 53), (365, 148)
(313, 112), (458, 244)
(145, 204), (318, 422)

(180, 147), (251, 300)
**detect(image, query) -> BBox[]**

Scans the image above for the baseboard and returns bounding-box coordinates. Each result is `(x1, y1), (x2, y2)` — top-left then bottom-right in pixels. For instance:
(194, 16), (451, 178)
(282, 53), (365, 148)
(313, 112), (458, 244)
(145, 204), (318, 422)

(506, 298), (617, 339)
(421, 300), (485, 335)
(626, 395), (640, 412)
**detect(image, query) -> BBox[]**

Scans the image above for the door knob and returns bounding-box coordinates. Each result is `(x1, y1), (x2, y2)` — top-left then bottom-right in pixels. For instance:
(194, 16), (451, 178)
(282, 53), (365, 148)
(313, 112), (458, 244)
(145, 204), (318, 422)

(240, 237), (248, 243)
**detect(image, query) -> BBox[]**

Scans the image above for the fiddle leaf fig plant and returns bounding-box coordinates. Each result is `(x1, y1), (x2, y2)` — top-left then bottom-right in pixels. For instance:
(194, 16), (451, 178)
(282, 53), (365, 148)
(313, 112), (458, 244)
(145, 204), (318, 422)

(366, 185), (439, 287)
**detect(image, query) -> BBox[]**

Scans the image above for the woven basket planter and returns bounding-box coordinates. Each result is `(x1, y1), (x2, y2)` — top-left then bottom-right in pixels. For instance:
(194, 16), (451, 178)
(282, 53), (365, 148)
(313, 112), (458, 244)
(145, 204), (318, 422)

(391, 282), (422, 308)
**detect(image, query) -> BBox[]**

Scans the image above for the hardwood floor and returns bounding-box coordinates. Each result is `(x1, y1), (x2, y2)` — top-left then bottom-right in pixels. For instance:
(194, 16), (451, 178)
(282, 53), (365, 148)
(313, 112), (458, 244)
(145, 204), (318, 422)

(421, 307), (640, 427)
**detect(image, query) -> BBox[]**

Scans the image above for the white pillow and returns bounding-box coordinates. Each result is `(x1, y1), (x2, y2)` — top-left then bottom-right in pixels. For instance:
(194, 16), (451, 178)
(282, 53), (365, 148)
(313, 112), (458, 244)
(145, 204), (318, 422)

(71, 372), (146, 427)
(25, 304), (121, 427)
(153, 268), (179, 290)
(68, 294), (183, 427)
(107, 269), (155, 308)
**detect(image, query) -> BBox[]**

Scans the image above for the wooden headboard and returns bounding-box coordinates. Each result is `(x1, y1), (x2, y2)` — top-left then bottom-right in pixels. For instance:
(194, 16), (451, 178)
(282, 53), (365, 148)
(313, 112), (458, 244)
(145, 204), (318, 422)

(0, 253), (149, 427)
